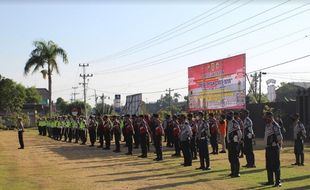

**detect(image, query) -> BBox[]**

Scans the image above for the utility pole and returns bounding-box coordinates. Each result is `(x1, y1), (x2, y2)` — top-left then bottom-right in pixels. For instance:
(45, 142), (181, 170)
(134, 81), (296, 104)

(79, 64), (93, 120)
(166, 88), (174, 111)
(71, 86), (79, 102)
(258, 71), (267, 104)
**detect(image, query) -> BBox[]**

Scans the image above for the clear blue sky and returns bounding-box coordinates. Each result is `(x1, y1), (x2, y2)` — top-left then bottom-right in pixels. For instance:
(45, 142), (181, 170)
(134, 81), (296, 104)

(1, 0), (310, 106)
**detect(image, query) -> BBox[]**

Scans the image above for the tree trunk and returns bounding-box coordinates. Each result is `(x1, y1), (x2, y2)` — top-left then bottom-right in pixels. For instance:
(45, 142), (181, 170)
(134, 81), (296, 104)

(48, 65), (52, 117)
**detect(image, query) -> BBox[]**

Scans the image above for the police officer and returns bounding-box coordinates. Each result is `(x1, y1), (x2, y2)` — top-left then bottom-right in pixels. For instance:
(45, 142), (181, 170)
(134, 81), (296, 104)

(171, 115), (181, 157)
(241, 110), (256, 168)
(88, 116), (97, 147)
(138, 115), (149, 158)
(291, 113), (307, 166)
(17, 117), (25, 149)
(209, 113), (219, 155)
(196, 111), (211, 170)
(188, 113), (197, 160)
(103, 115), (112, 150)
(73, 116), (80, 144)
(112, 116), (122, 153)
(153, 114), (164, 161)
(37, 118), (42, 135)
(97, 116), (104, 148)
(42, 117), (47, 136)
(234, 112), (244, 158)
(79, 117), (87, 145)
(179, 114), (193, 167)
(124, 115), (134, 155)
(264, 112), (283, 187)
(227, 112), (242, 178)
(132, 115), (140, 149)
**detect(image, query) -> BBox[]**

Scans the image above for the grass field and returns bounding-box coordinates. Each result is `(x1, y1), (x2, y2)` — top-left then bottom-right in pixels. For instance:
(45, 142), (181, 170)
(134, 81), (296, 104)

(0, 129), (309, 190)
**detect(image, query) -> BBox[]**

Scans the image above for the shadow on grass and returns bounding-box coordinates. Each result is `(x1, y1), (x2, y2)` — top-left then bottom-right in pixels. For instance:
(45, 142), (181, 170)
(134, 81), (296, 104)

(285, 185), (310, 190)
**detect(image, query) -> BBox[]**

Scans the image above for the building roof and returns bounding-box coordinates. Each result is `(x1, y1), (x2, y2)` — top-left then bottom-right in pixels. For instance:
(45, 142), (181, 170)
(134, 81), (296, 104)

(36, 88), (49, 99)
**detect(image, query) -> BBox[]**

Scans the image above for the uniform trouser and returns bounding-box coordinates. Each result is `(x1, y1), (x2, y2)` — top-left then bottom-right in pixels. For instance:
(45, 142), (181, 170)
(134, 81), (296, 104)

(89, 129), (96, 145)
(126, 134), (133, 153)
(38, 126), (42, 135)
(147, 136), (150, 151)
(79, 129), (87, 144)
(294, 139), (304, 164)
(53, 128), (57, 139)
(134, 130), (140, 148)
(64, 128), (69, 141)
(104, 132), (111, 149)
(42, 126), (47, 136)
(210, 134), (218, 153)
(74, 128), (80, 143)
(239, 141), (244, 156)
(154, 136), (163, 159)
(190, 136), (197, 158)
(140, 134), (148, 156)
(18, 131), (24, 148)
(181, 140), (192, 165)
(265, 146), (281, 184)
(115, 134), (121, 151)
(47, 127), (51, 137)
(97, 129), (104, 147)
(174, 137), (181, 155)
(167, 129), (173, 147)
(60, 127), (64, 140)
(198, 139), (210, 168)
(244, 138), (255, 166)
(68, 128), (73, 142)
(228, 142), (240, 175)
(220, 134), (226, 151)
(122, 128), (126, 142)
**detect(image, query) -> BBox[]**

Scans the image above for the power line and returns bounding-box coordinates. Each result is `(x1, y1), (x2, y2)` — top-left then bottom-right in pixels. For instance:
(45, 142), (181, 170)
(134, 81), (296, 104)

(93, 0), (299, 75)
(88, 0), (234, 64)
(248, 54), (310, 74)
(104, 0), (252, 61)
(117, 3), (310, 73)
(79, 64), (93, 119)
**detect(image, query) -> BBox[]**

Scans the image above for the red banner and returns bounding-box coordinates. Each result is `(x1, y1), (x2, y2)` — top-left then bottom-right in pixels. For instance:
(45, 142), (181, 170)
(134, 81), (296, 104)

(188, 54), (246, 111)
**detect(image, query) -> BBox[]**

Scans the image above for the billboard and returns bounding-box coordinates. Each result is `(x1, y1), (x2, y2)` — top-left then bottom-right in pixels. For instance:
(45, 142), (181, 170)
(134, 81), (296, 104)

(188, 54), (246, 111)
(114, 94), (121, 113)
(123, 93), (142, 115)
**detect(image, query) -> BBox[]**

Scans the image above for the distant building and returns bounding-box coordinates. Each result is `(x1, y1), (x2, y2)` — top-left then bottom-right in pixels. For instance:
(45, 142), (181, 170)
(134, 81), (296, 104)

(22, 88), (50, 126)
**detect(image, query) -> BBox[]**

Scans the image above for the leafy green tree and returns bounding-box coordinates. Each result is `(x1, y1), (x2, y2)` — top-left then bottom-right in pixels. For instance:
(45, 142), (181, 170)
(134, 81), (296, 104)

(55, 97), (68, 115)
(24, 40), (68, 116)
(0, 75), (26, 114)
(25, 87), (42, 104)
(275, 82), (301, 102)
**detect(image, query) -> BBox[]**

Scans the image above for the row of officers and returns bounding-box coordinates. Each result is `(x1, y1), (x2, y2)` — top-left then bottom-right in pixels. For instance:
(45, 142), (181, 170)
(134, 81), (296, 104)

(37, 110), (307, 188)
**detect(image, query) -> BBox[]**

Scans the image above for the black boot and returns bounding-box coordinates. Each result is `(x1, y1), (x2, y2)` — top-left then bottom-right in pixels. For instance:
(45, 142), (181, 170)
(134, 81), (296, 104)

(274, 170), (281, 187)
(264, 170), (274, 185)
(300, 153), (304, 166)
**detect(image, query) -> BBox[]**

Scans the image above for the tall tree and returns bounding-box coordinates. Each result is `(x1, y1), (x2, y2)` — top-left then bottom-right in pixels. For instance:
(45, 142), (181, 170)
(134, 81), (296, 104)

(24, 40), (68, 116)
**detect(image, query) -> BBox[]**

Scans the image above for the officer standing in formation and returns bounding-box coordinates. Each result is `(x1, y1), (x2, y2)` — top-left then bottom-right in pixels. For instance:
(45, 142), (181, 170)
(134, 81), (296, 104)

(227, 111), (242, 178)
(179, 114), (193, 167)
(291, 113), (307, 166)
(196, 111), (211, 170)
(264, 112), (283, 187)
(37, 109), (307, 188)
(241, 110), (256, 168)
(153, 114), (164, 161)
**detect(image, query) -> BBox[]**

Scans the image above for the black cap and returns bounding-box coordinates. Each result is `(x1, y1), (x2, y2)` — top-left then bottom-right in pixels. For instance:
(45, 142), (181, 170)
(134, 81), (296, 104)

(197, 111), (204, 116)
(153, 113), (159, 118)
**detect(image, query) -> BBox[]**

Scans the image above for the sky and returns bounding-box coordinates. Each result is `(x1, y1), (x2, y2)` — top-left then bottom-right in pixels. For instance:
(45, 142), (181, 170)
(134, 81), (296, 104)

(1, 0), (310, 106)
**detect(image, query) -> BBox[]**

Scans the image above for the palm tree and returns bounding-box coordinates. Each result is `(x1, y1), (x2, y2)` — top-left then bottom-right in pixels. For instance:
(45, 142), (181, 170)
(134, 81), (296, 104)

(24, 40), (68, 116)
